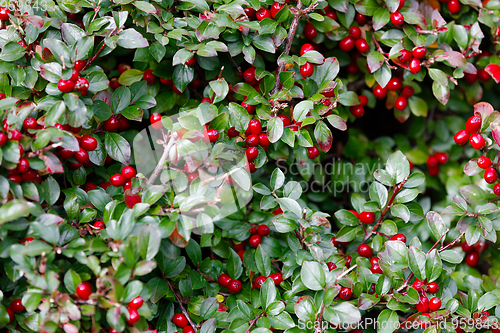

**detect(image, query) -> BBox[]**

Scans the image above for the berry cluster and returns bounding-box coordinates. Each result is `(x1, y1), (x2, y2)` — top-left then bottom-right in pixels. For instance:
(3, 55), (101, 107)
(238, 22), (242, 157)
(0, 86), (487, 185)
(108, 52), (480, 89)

(252, 272), (283, 289)
(172, 313), (195, 333)
(426, 152), (448, 177)
(218, 273), (243, 294)
(461, 239), (488, 267)
(339, 26), (370, 54)
(454, 113), (485, 150)
(57, 134), (98, 171)
(299, 43), (316, 78)
(57, 60), (90, 95)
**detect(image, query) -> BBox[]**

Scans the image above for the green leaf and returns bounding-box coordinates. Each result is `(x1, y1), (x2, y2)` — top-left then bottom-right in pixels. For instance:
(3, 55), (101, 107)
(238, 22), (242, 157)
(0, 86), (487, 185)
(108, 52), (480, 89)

(260, 278), (277, 311)
(138, 224), (161, 261)
(426, 211), (447, 242)
(301, 261), (325, 291)
(255, 245), (272, 276)
(0, 200), (35, 224)
(377, 309), (399, 333)
(104, 132), (131, 165)
(227, 248), (243, 279)
(335, 209), (360, 226)
(408, 246), (426, 281)
(64, 269), (82, 294)
(386, 150), (410, 184)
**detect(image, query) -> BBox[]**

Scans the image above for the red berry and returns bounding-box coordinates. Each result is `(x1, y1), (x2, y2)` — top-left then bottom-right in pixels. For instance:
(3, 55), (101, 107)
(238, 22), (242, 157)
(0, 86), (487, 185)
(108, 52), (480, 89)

(241, 99), (256, 114)
(300, 62), (314, 77)
(185, 56), (196, 66)
(243, 67), (257, 84)
(373, 85), (388, 99)
(358, 95), (368, 106)
(412, 46), (427, 59)
(160, 77), (173, 86)
(183, 327), (195, 333)
(253, 276), (267, 289)
(427, 282), (439, 293)
(354, 12), (367, 25)
(10, 300), (24, 313)
(429, 297), (441, 311)
(271, 2), (285, 18)
(390, 11), (404, 26)
(57, 79), (75, 93)
(249, 234), (262, 248)
(359, 211), (375, 224)
(206, 129), (219, 143)
(246, 134), (259, 147)
(339, 287), (352, 300)
(23, 117), (38, 132)
(327, 262), (337, 271)
(128, 296), (144, 310)
(387, 78), (403, 91)
(123, 181), (132, 191)
(188, 173), (199, 183)
(233, 241), (245, 251)
(109, 78), (121, 90)
(8, 174), (22, 184)
(126, 308), (140, 326)
(399, 49), (412, 63)
(0, 7), (11, 20)
(304, 23), (317, 40)
(247, 119), (262, 135)
(172, 313), (188, 327)
(465, 252), (479, 266)
(409, 58), (421, 74)
(435, 152), (448, 164)
(68, 162), (83, 170)
(76, 281), (92, 300)
(300, 43), (315, 55)
(246, 147), (259, 162)
(391, 234), (406, 243)
(464, 72), (478, 85)
(258, 133), (270, 147)
(0, 132), (7, 146)
(8, 129), (22, 141)
(416, 295), (429, 313)
(121, 166), (136, 180)
(6, 307), (14, 324)
(218, 274), (232, 287)
(117, 63), (131, 74)
(454, 130), (470, 145)
(470, 133), (485, 150)
(94, 220), (105, 230)
(324, 8), (337, 20)
(143, 69), (156, 84)
(69, 69), (79, 82)
(355, 38), (370, 53)
(17, 158), (30, 173)
(124, 191), (141, 209)
(349, 105), (364, 118)
(484, 167), (497, 184)
(228, 279), (243, 294)
(371, 263), (383, 274)
(427, 155), (438, 168)
(103, 115), (120, 132)
(447, 0), (461, 14)
(245, 7), (256, 18)
(110, 174), (125, 187)
(150, 113), (163, 130)
(278, 114), (291, 127)
(273, 208), (283, 215)
(74, 148), (89, 163)
(349, 26), (361, 39)
(395, 96), (408, 111)
(402, 86), (414, 97)
(357, 244), (373, 257)
(339, 36), (356, 52)
(80, 136), (97, 151)
(269, 272), (283, 285)
(478, 68), (491, 82)
(256, 8), (271, 21)
(307, 146), (320, 159)
(257, 224), (271, 236)
(475, 239), (488, 253)
(428, 165), (439, 177)
(466, 115), (482, 133)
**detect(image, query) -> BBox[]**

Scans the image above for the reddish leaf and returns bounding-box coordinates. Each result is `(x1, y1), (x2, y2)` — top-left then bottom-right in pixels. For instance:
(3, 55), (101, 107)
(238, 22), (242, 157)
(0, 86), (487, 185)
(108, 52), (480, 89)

(169, 225), (188, 248)
(490, 122), (500, 148)
(40, 152), (64, 174)
(474, 102), (495, 120)
(485, 64), (500, 83)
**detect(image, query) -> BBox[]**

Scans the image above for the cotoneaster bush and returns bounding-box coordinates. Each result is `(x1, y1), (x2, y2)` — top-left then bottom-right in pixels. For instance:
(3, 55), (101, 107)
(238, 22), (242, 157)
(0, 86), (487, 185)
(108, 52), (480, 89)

(1, 0), (500, 332)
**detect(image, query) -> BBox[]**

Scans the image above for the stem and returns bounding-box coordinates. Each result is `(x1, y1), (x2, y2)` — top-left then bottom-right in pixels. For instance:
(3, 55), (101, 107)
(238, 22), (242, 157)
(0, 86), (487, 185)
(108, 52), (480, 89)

(27, 142), (63, 158)
(146, 131), (178, 185)
(82, 28), (117, 71)
(396, 272), (414, 293)
(166, 279), (199, 330)
(245, 313), (265, 333)
(438, 231), (465, 253)
(335, 264), (357, 282)
(314, 304), (326, 333)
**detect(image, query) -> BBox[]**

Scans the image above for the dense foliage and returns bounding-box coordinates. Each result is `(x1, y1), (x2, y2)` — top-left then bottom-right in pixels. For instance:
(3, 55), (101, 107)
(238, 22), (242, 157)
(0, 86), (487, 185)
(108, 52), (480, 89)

(2, 0), (500, 332)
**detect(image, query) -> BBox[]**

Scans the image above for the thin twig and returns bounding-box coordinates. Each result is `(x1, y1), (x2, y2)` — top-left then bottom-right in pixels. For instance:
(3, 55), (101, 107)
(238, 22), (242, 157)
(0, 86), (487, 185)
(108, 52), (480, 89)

(147, 131), (178, 185)
(166, 279), (199, 330)
(82, 28), (117, 71)
(245, 313), (265, 333)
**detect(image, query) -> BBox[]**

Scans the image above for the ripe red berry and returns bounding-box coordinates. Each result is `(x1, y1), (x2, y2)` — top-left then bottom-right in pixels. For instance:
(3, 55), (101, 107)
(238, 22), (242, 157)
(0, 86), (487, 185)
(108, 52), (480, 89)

(470, 133), (485, 150)
(143, 69), (156, 84)
(109, 78), (121, 90)
(256, 8), (271, 21)
(218, 274), (232, 287)
(0, 7), (11, 20)
(17, 158), (30, 173)
(462, 242), (475, 253)
(339, 36), (356, 52)
(271, 2), (285, 18)
(269, 272), (283, 285)
(243, 67), (257, 84)
(206, 129), (219, 143)
(371, 263), (383, 274)
(300, 43), (315, 55)
(103, 115), (119, 132)
(160, 77), (173, 86)
(247, 119), (262, 135)
(324, 8), (337, 20)
(121, 166), (137, 180)
(454, 130), (470, 145)
(172, 313), (188, 327)
(188, 173), (199, 183)
(233, 241), (245, 251)
(427, 155), (438, 168)
(402, 86), (414, 97)
(435, 152), (448, 164)
(354, 12), (367, 25)
(373, 85), (388, 99)
(349, 105), (365, 118)
(249, 234), (262, 248)
(399, 49), (412, 63)
(227, 127), (239, 138)
(8, 174), (22, 184)
(307, 146), (320, 159)
(94, 220), (105, 230)
(57, 79), (75, 93)
(304, 23), (317, 40)
(6, 307), (13, 324)
(128, 296), (144, 310)
(359, 211), (376, 224)
(8, 129), (22, 142)
(300, 62), (314, 78)
(491, 182), (499, 195)
(484, 167), (497, 184)
(358, 95), (368, 107)
(478, 68), (491, 82)
(228, 279), (243, 294)
(23, 117), (38, 132)
(327, 262), (337, 271)
(464, 72), (478, 85)
(245, 134), (259, 147)
(246, 147), (259, 162)
(355, 38), (370, 53)
(150, 113), (163, 129)
(465, 252), (479, 266)
(278, 114), (291, 127)
(185, 56), (196, 66)
(412, 46), (427, 59)
(258, 133), (270, 147)
(412, 279), (424, 292)
(339, 287), (352, 300)
(253, 276), (267, 290)
(80, 136), (97, 151)
(466, 115), (482, 133)
(74, 148), (89, 163)
(357, 244), (373, 257)
(395, 96), (408, 111)
(110, 174), (125, 187)
(409, 58), (421, 74)
(390, 11), (404, 26)
(349, 26), (361, 39)
(0, 132), (7, 147)
(416, 295), (429, 313)
(245, 7), (256, 18)
(387, 78), (403, 91)
(257, 224), (271, 236)
(447, 0), (461, 14)
(76, 281), (92, 300)
(427, 282), (439, 294)
(477, 156), (491, 169)
(10, 299), (24, 313)
(391, 233), (406, 243)
(429, 297), (441, 311)
(124, 190), (141, 209)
